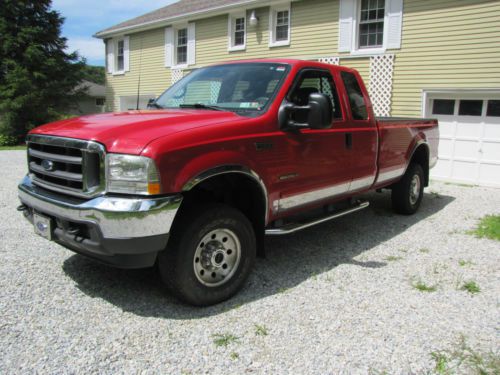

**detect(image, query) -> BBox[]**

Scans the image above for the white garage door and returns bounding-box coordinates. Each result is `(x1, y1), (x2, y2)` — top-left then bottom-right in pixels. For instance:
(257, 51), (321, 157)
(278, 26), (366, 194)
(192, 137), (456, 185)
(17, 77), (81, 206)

(426, 94), (500, 187)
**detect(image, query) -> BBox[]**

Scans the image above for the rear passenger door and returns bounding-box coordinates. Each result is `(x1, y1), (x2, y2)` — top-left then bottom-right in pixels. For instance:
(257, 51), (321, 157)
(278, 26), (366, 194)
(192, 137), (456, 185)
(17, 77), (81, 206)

(339, 70), (378, 192)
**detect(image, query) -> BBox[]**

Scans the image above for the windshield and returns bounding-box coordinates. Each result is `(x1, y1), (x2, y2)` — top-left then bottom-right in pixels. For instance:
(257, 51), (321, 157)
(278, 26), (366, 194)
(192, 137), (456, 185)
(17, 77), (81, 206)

(155, 63), (290, 113)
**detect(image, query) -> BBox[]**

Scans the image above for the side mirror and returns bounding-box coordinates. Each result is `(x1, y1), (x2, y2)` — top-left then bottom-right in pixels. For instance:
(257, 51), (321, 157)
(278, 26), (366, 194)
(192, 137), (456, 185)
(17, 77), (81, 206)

(147, 98), (156, 109)
(278, 92), (333, 131)
(307, 93), (333, 129)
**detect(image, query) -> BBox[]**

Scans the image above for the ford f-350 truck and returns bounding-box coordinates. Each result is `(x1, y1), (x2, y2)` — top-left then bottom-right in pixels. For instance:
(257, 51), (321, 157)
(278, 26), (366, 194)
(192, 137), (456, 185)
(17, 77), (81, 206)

(18, 59), (438, 305)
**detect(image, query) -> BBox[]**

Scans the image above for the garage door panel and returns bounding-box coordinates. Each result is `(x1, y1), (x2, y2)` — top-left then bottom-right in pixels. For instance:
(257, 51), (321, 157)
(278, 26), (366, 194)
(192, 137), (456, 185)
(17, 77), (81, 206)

(483, 123), (500, 139)
(454, 140), (479, 159)
(451, 160), (477, 182)
(432, 158), (451, 178)
(438, 121), (455, 137)
(438, 138), (453, 158)
(481, 141), (500, 161)
(455, 121), (482, 138)
(478, 163), (500, 186)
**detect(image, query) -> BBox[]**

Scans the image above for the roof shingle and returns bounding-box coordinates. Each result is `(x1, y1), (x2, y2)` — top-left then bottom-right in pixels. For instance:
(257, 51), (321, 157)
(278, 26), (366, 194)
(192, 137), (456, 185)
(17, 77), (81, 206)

(95, 0), (255, 37)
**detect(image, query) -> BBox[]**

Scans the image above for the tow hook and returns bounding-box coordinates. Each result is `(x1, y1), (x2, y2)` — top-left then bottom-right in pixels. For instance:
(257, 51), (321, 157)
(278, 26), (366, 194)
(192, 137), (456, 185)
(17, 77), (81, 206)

(16, 204), (27, 212)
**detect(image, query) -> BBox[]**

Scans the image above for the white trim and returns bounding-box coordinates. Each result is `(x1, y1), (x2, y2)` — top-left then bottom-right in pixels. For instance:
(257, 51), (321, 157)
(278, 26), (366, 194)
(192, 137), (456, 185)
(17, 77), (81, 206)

(269, 2), (291, 48)
(228, 11), (247, 52)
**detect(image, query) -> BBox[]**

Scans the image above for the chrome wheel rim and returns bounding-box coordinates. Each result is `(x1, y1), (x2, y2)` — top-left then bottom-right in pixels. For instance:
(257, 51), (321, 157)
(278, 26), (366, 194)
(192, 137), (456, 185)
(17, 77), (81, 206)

(193, 228), (241, 287)
(409, 174), (421, 205)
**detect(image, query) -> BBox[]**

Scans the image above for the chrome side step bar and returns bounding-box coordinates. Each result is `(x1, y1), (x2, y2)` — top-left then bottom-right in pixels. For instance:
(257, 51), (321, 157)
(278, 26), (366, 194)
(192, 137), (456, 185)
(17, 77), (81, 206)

(265, 201), (369, 236)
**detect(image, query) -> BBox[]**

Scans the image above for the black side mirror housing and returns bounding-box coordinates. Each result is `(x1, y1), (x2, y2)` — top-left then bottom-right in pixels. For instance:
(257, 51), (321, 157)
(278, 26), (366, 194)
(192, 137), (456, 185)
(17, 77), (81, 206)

(278, 92), (333, 131)
(147, 98), (156, 109)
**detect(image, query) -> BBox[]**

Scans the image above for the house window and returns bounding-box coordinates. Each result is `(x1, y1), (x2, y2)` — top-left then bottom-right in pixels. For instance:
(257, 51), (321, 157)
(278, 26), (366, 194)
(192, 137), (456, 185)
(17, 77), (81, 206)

(276, 11), (289, 41)
(269, 3), (291, 47)
(234, 17), (245, 45)
(176, 28), (188, 65)
(116, 40), (125, 72)
(96, 98), (105, 106)
(359, 0), (384, 48)
(228, 13), (246, 51)
(338, 0), (402, 53)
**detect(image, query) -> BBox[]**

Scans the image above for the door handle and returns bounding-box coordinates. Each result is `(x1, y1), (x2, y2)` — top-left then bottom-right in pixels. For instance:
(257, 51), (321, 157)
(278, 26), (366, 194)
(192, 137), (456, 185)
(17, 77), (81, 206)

(345, 133), (353, 149)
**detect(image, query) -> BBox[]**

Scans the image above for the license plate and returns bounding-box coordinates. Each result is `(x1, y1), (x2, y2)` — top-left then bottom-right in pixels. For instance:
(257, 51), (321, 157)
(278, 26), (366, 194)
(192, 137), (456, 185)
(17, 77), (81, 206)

(33, 213), (53, 240)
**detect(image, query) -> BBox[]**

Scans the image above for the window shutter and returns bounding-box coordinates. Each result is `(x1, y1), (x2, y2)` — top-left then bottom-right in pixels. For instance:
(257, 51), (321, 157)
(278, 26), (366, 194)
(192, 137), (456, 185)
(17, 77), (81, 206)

(106, 40), (114, 74)
(165, 27), (174, 67)
(187, 23), (196, 65)
(268, 9), (275, 45)
(386, 0), (403, 49)
(123, 36), (130, 72)
(338, 0), (355, 52)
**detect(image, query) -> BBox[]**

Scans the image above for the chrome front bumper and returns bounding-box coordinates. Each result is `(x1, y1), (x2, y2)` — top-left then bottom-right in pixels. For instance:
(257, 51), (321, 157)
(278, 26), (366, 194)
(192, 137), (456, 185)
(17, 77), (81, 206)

(18, 175), (183, 268)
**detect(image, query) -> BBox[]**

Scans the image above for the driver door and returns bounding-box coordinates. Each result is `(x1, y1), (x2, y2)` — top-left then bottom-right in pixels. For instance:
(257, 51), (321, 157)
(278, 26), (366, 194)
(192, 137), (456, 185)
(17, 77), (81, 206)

(275, 68), (352, 213)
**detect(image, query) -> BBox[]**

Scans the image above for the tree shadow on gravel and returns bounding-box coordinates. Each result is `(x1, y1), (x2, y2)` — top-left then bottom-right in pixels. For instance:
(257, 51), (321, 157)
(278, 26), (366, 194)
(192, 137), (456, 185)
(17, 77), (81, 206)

(62, 191), (454, 319)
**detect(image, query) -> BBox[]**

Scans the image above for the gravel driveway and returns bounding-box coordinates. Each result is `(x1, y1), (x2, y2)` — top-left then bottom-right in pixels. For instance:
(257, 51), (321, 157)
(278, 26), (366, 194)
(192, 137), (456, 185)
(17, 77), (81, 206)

(1, 150), (499, 374)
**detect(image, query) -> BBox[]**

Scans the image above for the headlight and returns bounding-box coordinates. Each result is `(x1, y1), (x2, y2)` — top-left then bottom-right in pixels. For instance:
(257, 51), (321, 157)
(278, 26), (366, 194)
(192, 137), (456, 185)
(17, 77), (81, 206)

(106, 154), (161, 195)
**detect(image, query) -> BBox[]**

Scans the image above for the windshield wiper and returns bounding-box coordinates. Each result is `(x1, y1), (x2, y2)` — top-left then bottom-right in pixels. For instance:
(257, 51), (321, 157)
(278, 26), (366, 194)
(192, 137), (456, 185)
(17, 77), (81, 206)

(179, 103), (226, 111)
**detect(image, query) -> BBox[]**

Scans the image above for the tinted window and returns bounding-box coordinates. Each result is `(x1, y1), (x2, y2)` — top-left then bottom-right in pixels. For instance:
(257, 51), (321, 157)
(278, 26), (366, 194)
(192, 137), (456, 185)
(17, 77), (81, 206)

(341, 71), (368, 120)
(290, 70), (342, 119)
(459, 100), (483, 116)
(486, 100), (500, 117)
(432, 99), (455, 115)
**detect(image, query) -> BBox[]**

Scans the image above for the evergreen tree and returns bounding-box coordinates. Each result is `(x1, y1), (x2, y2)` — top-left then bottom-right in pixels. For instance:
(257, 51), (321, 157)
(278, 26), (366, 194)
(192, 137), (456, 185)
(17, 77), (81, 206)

(0, 0), (85, 141)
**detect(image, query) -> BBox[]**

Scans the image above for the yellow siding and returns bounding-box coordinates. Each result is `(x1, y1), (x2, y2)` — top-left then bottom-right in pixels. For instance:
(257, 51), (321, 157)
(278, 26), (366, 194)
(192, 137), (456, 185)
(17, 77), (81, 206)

(391, 0), (500, 117)
(106, 0), (500, 116)
(106, 0), (340, 111)
(106, 28), (172, 111)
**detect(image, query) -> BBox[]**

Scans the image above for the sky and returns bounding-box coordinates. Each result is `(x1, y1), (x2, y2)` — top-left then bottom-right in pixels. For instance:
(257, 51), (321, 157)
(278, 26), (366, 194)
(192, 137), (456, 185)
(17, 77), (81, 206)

(51, 0), (178, 66)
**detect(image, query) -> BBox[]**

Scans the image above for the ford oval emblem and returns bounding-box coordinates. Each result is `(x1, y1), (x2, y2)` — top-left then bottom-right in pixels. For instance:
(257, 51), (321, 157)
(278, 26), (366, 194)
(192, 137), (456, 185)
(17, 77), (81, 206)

(41, 159), (55, 171)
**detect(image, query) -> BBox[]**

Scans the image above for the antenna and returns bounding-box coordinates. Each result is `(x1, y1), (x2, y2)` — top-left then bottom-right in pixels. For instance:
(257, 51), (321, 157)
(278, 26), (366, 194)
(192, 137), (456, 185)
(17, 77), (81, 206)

(136, 36), (144, 110)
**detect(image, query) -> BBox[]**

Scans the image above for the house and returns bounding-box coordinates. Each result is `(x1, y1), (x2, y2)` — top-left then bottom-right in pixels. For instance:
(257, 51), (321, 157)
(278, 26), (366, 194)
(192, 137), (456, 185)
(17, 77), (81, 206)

(94, 0), (500, 187)
(69, 80), (107, 115)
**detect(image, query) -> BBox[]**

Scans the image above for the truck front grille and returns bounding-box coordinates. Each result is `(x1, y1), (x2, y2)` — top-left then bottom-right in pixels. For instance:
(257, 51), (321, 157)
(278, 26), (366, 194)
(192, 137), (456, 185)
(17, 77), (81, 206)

(27, 135), (105, 198)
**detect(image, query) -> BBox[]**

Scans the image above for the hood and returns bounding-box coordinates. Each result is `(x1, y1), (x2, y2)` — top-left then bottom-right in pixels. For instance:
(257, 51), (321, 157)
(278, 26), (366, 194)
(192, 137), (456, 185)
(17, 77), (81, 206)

(30, 110), (241, 154)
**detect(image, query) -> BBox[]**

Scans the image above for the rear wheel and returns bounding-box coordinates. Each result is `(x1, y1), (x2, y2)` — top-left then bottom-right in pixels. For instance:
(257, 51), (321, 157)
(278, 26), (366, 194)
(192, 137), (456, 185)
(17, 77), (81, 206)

(158, 203), (256, 306)
(391, 163), (424, 215)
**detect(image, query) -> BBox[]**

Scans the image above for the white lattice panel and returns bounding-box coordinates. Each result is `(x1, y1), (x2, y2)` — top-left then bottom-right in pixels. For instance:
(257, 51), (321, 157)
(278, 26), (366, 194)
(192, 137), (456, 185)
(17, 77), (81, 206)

(318, 57), (340, 65)
(171, 69), (184, 84)
(369, 54), (394, 117)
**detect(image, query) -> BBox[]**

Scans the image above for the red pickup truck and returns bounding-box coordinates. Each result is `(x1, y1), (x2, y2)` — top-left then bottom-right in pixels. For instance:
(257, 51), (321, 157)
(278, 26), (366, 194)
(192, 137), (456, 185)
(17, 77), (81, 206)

(18, 59), (438, 305)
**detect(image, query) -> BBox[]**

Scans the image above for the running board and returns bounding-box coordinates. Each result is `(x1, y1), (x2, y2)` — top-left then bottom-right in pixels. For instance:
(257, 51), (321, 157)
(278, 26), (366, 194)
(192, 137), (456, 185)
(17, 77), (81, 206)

(265, 201), (370, 236)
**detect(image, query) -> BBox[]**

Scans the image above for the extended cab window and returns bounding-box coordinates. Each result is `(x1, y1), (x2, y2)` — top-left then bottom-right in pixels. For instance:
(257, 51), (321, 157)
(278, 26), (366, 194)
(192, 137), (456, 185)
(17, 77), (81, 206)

(289, 70), (342, 120)
(341, 71), (368, 120)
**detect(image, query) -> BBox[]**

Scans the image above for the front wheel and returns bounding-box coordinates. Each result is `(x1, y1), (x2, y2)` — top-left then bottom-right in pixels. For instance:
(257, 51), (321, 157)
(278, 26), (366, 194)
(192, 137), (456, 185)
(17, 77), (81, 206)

(158, 203), (256, 306)
(391, 163), (425, 215)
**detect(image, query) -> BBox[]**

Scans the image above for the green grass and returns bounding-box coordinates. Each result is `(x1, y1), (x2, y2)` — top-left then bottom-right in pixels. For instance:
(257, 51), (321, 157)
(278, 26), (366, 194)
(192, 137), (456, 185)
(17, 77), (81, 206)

(412, 280), (437, 292)
(419, 248), (430, 254)
(212, 333), (239, 347)
(461, 281), (481, 294)
(468, 215), (500, 241)
(431, 351), (450, 374)
(0, 145), (26, 151)
(458, 259), (475, 267)
(431, 336), (500, 375)
(385, 255), (403, 262)
(254, 324), (268, 336)
(230, 352), (239, 360)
